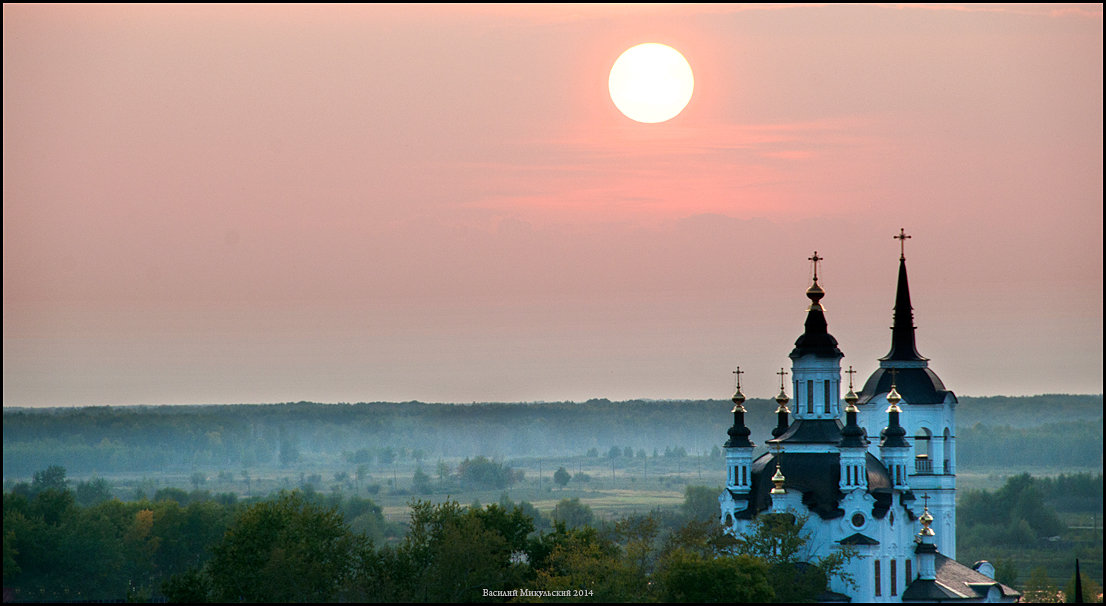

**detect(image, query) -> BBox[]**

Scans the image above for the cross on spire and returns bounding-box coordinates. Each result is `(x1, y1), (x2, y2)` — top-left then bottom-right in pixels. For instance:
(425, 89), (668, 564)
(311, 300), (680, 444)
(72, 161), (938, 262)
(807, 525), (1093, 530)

(808, 251), (823, 282)
(921, 492), (930, 510)
(732, 366), (744, 390)
(889, 368), (899, 388)
(777, 367), (789, 391)
(845, 365), (857, 390)
(894, 228), (911, 260)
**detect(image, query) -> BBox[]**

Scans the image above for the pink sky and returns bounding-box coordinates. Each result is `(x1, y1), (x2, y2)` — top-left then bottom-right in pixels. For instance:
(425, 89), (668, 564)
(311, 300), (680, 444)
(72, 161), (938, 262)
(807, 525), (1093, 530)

(4, 4), (1102, 406)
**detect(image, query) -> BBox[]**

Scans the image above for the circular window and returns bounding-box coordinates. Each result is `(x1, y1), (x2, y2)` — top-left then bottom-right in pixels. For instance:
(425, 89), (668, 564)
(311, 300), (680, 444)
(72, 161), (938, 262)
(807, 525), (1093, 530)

(851, 512), (866, 528)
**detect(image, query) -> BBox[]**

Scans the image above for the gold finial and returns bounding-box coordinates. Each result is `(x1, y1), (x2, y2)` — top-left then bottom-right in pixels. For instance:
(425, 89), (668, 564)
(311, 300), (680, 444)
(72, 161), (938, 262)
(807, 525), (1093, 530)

(886, 368), (902, 411)
(806, 251), (826, 310)
(918, 493), (935, 537)
(770, 446), (787, 495)
(844, 365), (859, 408)
(731, 366), (746, 409)
(775, 368), (790, 409)
(894, 228), (911, 260)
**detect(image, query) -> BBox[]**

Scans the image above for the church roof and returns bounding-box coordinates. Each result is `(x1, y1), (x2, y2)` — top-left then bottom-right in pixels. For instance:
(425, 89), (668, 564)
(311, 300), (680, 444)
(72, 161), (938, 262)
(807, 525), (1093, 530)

(857, 366), (955, 406)
(735, 451), (894, 521)
(769, 418), (844, 444)
(901, 554), (1021, 601)
(837, 532), (879, 546)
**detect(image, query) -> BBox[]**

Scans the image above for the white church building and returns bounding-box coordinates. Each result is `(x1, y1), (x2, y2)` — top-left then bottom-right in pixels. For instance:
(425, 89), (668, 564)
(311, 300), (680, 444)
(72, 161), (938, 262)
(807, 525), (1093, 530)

(719, 234), (1020, 602)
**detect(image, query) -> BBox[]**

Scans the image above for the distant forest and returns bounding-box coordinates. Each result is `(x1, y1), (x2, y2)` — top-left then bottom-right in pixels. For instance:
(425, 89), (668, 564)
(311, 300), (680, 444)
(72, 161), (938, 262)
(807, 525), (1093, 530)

(3, 394), (1102, 478)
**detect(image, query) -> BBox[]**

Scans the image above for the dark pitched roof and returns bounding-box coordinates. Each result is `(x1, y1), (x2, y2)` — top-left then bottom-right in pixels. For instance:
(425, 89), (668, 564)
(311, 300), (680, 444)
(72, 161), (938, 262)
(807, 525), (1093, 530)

(770, 418), (844, 444)
(902, 554), (1021, 601)
(857, 366), (955, 406)
(837, 532), (879, 546)
(737, 451), (893, 521)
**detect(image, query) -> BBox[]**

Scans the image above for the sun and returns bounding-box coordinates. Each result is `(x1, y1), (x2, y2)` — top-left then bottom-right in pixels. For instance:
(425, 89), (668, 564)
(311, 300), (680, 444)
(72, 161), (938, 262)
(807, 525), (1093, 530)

(609, 43), (694, 124)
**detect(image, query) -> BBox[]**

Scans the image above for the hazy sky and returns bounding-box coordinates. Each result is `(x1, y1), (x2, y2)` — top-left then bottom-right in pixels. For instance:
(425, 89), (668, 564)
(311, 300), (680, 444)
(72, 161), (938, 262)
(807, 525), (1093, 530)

(4, 4), (1102, 406)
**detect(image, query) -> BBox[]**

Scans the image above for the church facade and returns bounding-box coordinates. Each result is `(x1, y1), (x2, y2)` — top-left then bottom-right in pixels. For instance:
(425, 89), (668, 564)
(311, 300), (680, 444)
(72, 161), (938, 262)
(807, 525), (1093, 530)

(718, 235), (1019, 602)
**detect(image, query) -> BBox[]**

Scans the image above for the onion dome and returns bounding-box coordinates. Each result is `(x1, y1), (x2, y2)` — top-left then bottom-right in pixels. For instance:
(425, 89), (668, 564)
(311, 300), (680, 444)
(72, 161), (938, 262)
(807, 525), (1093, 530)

(919, 506), (935, 537)
(887, 384), (902, 407)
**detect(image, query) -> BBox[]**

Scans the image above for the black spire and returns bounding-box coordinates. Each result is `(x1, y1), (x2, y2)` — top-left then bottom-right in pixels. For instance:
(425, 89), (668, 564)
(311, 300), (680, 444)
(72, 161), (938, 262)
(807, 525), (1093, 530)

(881, 230), (927, 362)
(838, 397), (868, 449)
(790, 252), (843, 360)
(839, 369), (867, 448)
(879, 387), (909, 448)
(770, 368), (791, 438)
(725, 406), (754, 448)
(726, 368), (753, 448)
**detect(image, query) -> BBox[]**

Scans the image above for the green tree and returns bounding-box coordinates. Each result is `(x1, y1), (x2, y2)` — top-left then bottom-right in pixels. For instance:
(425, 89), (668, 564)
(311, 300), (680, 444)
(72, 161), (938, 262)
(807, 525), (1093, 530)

(457, 456), (516, 490)
(655, 549), (773, 602)
(279, 437), (300, 467)
(412, 466), (432, 494)
(75, 477), (113, 507)
(682, 485), (722, 524)
(189, 472), (206, 490)
(994, 559), (1018, 588)
(362, 500), (533, 602)
(1065, 568), (1104, 603)
(203, 491), (369, 602)
(551, 498), (594, 529)
(1023, 566), (1063, 603)
(554, 466), (571, 488)
(31, 465), (68, 495)
(532, 523), (647, 602)
(731, 513), (856, 601)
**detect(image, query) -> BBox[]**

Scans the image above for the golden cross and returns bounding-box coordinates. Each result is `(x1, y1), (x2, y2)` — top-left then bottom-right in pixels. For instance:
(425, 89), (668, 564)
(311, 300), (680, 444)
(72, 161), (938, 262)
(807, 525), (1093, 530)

(777, 367), (789, 391)
(808, 251), (823, 281)
(845, 365), (857, 390)
(732, 366), (744, 390)
(889, 368), (899, 388)
(894, 228), (911, 260)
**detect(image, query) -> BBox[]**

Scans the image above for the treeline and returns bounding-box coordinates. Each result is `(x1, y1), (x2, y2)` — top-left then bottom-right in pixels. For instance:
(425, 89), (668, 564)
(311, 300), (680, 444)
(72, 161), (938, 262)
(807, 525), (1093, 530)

(3, 395), (1101, 478)
(957, 472), (1103, 597)
(4, 467), (851, 603)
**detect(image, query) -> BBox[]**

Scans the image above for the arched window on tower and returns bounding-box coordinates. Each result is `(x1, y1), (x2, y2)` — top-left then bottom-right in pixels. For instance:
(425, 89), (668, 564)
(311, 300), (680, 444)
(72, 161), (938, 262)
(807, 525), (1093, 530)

(915, 428), (932, 474)
(807, 380), (814, 414)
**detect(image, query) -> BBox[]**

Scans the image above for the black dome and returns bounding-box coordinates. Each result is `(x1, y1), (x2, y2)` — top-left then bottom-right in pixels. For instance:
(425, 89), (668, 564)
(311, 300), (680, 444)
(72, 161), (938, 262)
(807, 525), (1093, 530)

(858, 366), (955, 406)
